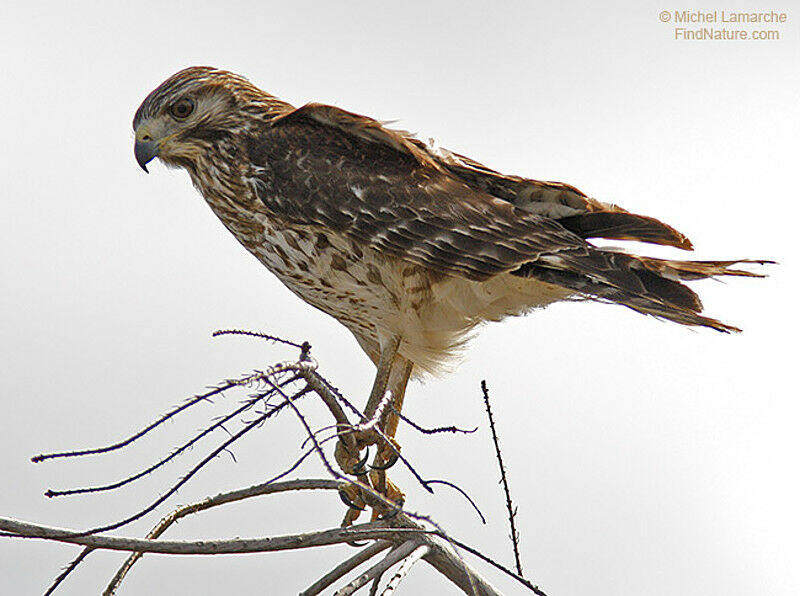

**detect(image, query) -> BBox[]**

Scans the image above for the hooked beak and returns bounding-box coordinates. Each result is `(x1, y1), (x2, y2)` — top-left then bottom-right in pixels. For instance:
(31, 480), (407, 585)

(134, 137), (160, 173)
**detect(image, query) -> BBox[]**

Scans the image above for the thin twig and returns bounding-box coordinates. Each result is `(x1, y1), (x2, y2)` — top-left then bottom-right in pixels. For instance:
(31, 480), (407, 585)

(334, 541), (418, 596)
(105, 479), (344, 595)
(43, 546), (94, 596)
(78, 385), (308, 536)
(444, 533), (546, 596)
(300, 540), (392, 596)
(380, 544), (430, 595)
(31, 382), (238, 462)
(368, 572), (385, 596)
(25, 347), (540, 596)
(482, 380), (524, 578)
(262, 376), (485, 596)
(424, 480), (486, 524)
(296, 362), (358, 452)
(391, 407), (477, 435)
(212, 328), (307, 350)
(45, 384), (296, 497)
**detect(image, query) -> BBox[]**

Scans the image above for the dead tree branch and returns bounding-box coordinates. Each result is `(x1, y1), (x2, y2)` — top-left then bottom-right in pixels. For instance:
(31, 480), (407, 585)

(5, 338), (550, 595)
(482, 380), (524, 577)
(334, 540), (419, 595)
(301, 540), (392, 596)
(380, 544), (430, 595)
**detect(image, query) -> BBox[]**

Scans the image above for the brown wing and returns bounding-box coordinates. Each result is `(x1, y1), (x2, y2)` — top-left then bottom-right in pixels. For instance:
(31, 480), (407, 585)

(246, 103), (591, 281)
(270, 109), (694, 250)
(413, 145), (694, 250)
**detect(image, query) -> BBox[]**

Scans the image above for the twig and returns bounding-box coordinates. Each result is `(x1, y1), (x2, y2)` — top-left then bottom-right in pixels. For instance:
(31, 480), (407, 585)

(45, 386), (292, 497)
(295, 362), (358, 453)
(443, 533), (546, 596)
(105, 479), (344, 595)
(228, 375), (484, 596)
(300, 541), (392, 596)
(424, 480), (485, 524)
(23, 345), (544, 596)
(2, 509), (543, 595)
(380, 544), (430, 595)
(43, 547), (94, 596)
(391, 407), (477, 435)
(481, 380), (524, 577)
(78, 384), (308, 536)
(212, 328), (307, 350)
(31, 382), (238, 462)
(334, 540), (418, 596)
(369, 572), (385, 596)
(354, 390), (394, 434)
(1, 517), (408, 553)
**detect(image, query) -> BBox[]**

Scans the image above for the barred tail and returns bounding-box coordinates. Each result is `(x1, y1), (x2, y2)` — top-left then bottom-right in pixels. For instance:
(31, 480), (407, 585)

(514, 252), (773, 333)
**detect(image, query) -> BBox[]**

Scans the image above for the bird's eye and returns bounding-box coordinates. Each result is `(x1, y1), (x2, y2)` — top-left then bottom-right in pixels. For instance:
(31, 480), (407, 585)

(169, 98), (195, 120)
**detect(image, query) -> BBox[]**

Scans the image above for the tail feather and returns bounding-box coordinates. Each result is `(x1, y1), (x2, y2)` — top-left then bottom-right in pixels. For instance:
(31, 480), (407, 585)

(635, 257), (772, 281)
(513, 251), (772, 333)
(556, 212), (693, 250)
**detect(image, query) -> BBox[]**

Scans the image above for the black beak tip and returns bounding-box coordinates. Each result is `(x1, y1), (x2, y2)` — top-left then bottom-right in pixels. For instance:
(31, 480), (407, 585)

(134, 139), (158, 174)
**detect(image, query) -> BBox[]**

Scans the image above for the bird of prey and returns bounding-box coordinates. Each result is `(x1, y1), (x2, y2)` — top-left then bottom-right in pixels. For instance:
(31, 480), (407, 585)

(133, 66), (766, 518)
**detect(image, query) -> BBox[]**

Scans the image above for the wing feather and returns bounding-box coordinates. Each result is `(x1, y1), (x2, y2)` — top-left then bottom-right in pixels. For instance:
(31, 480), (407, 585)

(421, 147), (693, 249)
(247, 104), (588, 281)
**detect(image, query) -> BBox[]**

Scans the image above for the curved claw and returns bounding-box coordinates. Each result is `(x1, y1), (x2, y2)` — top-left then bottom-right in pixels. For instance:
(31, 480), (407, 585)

(338, 487), (366, 511)
(369, 449), (399, 471)
(350, 448), (371, 476)
(377, 499), (405, 520)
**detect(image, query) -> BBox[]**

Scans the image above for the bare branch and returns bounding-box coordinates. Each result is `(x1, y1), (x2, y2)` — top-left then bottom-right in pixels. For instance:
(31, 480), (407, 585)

(300, 541), (392, 596)
(43, 547), (94, 596)
(3, 510), (548, 595)
(46, 388), (281, 498)
(31, 381), (237, 462)
(22, 344), (550, 596)
(211, 328), (307, 351)
(436, 534), (546, 596)
(369, 572), (384, 596)
(296, 363), (357, 452)
(380, 544), (430, 595)
(391, 406), (477, 436)
(334, 540), (418, 596)
(423, 480), (486, 524)
(77, 384), (307, 536)
(106, 479), (345, 595)
(0, 515), (408, 554)
(354, 389), (394, 434)
(481, 380), (524, 577)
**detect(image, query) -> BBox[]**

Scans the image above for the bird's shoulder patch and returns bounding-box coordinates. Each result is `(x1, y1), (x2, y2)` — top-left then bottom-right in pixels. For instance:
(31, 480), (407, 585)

(269, 103), (440, 169)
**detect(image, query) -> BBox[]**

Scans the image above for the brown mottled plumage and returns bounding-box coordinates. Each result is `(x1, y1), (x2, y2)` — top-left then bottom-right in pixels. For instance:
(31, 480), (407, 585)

(133, 66), (767, 377)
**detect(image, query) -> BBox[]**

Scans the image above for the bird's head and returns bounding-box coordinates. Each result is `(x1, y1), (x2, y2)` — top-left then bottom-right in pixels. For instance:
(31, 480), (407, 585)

(133, 66), (288, 173)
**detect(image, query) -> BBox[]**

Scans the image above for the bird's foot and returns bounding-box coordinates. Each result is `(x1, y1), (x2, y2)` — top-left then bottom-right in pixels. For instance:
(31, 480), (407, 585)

(335, 434), (404, 525)
(335, 438), (370, 476)
(367, 471), (405, 521)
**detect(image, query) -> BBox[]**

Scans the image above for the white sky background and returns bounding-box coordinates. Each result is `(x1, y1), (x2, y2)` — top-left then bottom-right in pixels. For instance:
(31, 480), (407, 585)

(1, 1), (798, 594)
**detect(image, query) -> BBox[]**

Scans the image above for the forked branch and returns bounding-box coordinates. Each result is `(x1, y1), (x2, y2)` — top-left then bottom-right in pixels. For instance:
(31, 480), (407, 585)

(5, 336), (546, 595)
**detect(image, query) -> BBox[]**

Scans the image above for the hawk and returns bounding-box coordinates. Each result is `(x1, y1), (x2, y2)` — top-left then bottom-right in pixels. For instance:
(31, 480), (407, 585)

(133, 66), (766, 516)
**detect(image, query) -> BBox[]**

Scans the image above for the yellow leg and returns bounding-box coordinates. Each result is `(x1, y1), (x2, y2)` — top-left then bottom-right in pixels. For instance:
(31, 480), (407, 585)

(368, 357), (412, 520)
(338, 339), (413, 524)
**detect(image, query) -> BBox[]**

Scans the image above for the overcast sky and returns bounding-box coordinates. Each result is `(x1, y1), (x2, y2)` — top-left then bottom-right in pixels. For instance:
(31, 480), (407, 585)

(1, 1), (798, 595)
